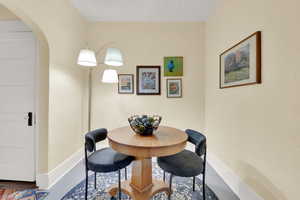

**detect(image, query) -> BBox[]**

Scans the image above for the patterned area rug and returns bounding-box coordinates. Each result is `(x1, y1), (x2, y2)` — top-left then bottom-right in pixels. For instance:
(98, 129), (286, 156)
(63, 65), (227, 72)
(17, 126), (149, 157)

(0, 189), (48, 200)
(62, 163), (219, 200)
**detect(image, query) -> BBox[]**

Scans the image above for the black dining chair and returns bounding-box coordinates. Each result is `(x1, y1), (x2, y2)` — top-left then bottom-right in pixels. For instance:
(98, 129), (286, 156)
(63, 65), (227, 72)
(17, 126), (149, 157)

(157, 129), (207, 200)
(84, 128), (134, 200)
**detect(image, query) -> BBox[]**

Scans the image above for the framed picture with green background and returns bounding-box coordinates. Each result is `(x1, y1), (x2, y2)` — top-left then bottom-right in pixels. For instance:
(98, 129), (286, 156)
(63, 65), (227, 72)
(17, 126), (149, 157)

(164, 56), (183, 76)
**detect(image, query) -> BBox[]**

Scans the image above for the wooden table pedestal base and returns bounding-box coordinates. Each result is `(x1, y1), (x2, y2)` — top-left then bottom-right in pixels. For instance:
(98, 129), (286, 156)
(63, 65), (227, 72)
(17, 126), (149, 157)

(107, 127), (188, 200)
(108, 179), (170, 200)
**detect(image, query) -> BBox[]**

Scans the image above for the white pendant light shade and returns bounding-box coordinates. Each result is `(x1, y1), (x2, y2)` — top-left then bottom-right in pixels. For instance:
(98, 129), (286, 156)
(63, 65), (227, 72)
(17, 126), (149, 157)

(77, 49), (97, 67)
(102, 69), (118, 83)
(104, 48), (124, 67)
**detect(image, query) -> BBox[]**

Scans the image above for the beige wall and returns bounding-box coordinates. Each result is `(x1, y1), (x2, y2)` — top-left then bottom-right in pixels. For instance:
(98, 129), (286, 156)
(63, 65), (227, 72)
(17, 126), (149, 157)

(205, 0), (300, 199)
(88, 22), (205, 133)
(0, 5), (17, 20)
(0, 0), (88, 173)
(1, 1), (298, 198)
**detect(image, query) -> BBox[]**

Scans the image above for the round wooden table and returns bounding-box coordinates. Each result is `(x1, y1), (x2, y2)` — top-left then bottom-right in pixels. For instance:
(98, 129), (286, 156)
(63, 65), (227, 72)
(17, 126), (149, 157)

(107, 126), (188, 200)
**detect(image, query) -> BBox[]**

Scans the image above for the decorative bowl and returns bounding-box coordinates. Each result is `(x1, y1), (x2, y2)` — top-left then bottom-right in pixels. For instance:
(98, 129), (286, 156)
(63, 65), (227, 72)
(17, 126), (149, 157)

(128, 115), (162, 136)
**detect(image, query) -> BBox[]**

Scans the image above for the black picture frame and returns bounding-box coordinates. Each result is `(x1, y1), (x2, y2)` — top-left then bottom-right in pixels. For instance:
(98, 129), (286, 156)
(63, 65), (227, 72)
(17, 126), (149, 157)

(136, 66), (161, 95)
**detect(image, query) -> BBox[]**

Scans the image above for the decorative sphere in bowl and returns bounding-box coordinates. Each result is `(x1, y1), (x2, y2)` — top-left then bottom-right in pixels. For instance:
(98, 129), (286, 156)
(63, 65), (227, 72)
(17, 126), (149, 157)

(128, 115), (162, 136)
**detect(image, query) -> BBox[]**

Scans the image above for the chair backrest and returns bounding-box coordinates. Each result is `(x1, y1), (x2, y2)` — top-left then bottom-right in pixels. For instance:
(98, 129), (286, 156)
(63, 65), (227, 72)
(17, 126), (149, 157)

(185, 129), (206, 156)
(85, 128), (108, 152)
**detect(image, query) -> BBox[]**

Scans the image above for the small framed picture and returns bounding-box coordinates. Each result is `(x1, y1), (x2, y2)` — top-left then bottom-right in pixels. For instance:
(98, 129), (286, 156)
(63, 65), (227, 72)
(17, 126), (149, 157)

(220, 31), (261, 89)
(167, 79), (182, 98)
(164, 56), (183, 76)
(137, 66), (161, 95)
(118, 74), (134, 94)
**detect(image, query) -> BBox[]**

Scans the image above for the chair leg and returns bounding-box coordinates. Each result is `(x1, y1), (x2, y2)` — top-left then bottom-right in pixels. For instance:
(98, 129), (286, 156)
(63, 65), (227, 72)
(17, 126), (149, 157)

(193, 176), (196, 192)
(85, 168), (88, 200)
(125, 167), (128, 180)
(94, 172), (97, 189)
(163, 171), (166, 182)
(118, 170), (122, 200)
(202, 173), (206, 200)
(168, 174), (173, 200)
(203, 152), (207, 200)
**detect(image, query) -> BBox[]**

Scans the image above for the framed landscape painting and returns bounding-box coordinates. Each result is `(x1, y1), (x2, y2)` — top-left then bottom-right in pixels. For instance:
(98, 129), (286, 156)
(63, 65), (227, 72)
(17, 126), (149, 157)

(137, 66), (161, 95)
(164, 56), (183, 76)
(220, 31), (261, 89)
(167, 79), (182, 98)
(118, 74), (134, 94)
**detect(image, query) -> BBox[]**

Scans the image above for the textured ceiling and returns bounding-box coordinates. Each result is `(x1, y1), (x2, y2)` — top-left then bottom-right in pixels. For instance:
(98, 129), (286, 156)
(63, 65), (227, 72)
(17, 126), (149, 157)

(71, 0), (216, 22)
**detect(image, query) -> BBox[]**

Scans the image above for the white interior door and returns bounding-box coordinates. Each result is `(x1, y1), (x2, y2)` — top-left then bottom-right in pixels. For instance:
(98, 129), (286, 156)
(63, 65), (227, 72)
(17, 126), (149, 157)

(0, 21), (36, 182)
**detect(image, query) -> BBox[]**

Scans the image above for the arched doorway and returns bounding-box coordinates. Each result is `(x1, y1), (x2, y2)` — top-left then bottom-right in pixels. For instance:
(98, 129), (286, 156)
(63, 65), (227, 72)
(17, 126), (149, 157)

(0, 3), (49, 188)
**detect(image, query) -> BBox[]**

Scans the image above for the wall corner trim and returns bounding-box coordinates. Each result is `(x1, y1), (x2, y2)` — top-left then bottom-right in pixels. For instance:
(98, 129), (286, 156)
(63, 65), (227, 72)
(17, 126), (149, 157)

(36, 148), (84, 190)
(36, 142), (108, 190)
(207, 153), (264, 200)
(36, 173), (49, 190)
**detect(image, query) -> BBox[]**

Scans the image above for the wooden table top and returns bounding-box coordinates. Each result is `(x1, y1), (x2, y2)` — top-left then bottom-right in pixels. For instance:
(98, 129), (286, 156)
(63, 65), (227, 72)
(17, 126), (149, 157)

(108, 126), (188, 158)
(108, 126), (188, 148)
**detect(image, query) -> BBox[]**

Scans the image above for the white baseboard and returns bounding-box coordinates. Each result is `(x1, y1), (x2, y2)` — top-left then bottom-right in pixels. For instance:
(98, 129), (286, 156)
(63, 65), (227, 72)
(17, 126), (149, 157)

(36, 173), (49, 190)
(36, 148), (84, 189)
(207, 153), (264, 200)
(36, 142), (108, 190)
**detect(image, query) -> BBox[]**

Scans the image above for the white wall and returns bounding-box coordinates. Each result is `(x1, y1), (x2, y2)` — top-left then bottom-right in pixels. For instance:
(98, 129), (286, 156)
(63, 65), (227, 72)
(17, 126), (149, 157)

(205, 0), (300, 199)
(88, 22), (205, 133)
(0, 4), (50, 175)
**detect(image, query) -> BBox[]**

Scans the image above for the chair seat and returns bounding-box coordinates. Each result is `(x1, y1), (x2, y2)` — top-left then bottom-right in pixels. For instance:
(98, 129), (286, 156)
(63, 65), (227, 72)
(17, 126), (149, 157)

(157, 150), (203, 177)
(87, 147), (134, 173)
